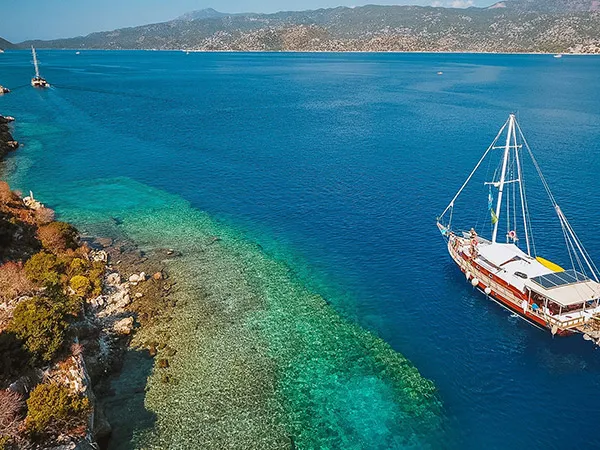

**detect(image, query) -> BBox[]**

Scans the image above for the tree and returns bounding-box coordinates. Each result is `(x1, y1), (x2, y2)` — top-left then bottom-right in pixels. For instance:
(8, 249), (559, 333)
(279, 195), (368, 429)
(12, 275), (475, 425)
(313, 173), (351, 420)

(0, 262), (34, 303)
(0, 390), (25, 446)
(24, 252), (62, 286)
(8, 296), (69, 362)
(37, 222), (79, 253)
(25, 383), (89, 438)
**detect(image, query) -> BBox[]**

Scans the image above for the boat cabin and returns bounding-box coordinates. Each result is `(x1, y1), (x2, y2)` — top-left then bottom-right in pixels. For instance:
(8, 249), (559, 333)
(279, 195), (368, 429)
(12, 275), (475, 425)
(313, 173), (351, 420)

(525, 270), (600, 330)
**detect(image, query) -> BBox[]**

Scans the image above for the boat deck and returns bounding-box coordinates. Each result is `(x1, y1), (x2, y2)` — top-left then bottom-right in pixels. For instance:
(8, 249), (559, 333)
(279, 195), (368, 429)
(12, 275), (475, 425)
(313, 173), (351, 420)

(448, 234), (600, 336)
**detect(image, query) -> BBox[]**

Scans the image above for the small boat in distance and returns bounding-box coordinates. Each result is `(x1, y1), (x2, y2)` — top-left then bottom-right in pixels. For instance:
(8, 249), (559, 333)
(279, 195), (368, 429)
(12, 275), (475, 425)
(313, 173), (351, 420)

(31, 46), (50, 88)
(0, 85), (9, 94)
(437, 114), (600, 341)
(554, 54), (563, 58)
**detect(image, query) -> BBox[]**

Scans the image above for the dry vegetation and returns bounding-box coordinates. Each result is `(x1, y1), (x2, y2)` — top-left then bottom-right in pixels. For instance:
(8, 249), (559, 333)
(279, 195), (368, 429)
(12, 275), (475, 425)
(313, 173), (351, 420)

(0, 182), (104, 449)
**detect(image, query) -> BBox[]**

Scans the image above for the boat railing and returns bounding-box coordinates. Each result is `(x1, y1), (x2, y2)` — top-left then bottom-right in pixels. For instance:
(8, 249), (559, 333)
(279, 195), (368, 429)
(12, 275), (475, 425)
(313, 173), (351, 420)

(452, 245), (591, 330)
(542, 306), (600, 330)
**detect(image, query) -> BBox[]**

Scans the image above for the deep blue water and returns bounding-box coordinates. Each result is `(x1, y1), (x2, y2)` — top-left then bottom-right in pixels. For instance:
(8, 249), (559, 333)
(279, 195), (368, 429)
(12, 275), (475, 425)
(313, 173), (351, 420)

(2, 50), (600, 449)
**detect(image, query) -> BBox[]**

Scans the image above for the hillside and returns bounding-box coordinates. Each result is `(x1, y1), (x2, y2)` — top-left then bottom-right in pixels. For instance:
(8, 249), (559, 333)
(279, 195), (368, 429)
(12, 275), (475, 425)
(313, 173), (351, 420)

(18, 2), (600, 53)
(0, 37), (15, 50)
(491, 0), (600, 12)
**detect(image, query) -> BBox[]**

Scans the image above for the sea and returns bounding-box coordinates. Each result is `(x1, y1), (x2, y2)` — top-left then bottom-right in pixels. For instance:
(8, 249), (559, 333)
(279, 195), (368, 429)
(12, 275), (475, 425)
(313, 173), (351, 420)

(1, 50), (600, 449)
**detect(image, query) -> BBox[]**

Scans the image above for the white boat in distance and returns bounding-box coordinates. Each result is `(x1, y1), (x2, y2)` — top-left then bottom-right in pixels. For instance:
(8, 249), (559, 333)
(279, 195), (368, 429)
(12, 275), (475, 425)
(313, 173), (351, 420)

(31, 46), (50, 88)
(437, 114), (600, 340)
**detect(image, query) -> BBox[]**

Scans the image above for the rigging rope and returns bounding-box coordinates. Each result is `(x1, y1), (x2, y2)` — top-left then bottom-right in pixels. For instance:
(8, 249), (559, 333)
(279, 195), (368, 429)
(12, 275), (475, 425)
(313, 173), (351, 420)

(438, 118), (509, 223)
(515, 120), (600, 281)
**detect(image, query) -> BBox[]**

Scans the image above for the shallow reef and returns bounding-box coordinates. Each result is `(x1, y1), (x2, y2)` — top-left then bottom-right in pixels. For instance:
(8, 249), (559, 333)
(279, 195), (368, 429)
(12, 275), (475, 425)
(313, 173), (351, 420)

(39, 177), (445, 449)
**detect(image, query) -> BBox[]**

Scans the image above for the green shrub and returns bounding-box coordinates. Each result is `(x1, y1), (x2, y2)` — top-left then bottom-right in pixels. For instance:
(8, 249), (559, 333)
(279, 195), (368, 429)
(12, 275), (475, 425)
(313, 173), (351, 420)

(88, 265), (104, 297)
(69, 275), (91, 297)
(25, 383), (90, 437)
(24, 252), (62, 286)
(68, 258), (88, 277)
(0, 435), (13, 450)
(37, 222), (78, 253)
(8, 296), (69, 362)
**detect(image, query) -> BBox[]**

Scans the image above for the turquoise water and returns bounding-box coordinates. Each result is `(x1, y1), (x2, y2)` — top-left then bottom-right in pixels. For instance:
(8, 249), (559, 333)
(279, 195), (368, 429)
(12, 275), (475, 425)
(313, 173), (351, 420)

(2, 50), (600, 448)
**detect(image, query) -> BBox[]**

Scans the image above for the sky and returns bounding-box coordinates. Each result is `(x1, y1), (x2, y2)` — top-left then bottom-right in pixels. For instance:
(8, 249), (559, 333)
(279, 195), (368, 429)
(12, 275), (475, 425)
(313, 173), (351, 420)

(0, 0), (493, 43)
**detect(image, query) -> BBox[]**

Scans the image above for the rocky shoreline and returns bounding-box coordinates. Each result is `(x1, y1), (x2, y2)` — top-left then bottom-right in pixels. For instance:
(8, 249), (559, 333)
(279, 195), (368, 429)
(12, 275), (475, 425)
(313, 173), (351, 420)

(0, 115), (178, 449)
(0, 115), (19, 161)
(79, 237), (178, 448)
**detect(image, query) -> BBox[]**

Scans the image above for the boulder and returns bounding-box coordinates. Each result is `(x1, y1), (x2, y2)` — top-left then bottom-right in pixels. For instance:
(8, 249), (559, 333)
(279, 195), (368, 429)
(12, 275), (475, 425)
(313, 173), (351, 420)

(109, 291), (130, 308)
(106, 272), (121, 286)
(114, 317), (134, 335)
(153, 271), (163, 280)
(89, 296), (106, 308)
(92, 250), (108, 263)
(128, 274), (140, 283)
(135, 292), (143, 298)
(138, 272), (147, 281)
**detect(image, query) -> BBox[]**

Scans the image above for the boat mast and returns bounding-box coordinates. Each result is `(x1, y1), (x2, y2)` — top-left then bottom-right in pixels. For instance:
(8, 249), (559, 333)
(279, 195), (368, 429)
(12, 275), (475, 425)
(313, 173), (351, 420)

(32, 46), (40, 78)
(514, 121), (531, 255)
(492, 114), (515, 243)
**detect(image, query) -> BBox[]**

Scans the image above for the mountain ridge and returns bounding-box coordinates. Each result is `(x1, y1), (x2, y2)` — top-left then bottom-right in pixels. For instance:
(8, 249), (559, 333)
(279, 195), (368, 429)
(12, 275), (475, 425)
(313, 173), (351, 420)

(0, 38), (15, 50)
(16, 2), (600, 54)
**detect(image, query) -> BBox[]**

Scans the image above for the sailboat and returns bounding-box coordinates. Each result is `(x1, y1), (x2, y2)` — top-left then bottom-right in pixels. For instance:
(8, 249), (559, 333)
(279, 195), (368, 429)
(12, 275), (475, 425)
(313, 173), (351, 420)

(31, 46), (50, 88)
(437, 114), (600, 339)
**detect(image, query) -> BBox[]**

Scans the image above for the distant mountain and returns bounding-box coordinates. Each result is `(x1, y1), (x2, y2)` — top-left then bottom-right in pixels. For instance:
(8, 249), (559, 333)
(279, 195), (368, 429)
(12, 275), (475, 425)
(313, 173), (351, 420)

(492, 0), (600, 11)
(18, 4), (600, 54)
(0, 38), (15, 50)
(176, 8), (231, 21)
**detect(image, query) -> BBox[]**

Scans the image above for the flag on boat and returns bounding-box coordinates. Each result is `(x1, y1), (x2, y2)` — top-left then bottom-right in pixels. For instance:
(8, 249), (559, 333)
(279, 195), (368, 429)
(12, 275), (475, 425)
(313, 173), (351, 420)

(491, 209), (498, 224)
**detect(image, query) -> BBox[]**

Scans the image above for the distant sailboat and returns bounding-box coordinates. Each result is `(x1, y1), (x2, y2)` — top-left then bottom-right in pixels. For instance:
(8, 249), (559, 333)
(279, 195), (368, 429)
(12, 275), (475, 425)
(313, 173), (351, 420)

(31, 46), (50, 88)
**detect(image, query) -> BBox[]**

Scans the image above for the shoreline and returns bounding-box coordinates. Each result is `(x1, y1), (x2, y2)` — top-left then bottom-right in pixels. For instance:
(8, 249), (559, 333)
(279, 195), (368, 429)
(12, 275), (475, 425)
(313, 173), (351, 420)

(0, 116), (176, 449)
(4, 48), (600, 56)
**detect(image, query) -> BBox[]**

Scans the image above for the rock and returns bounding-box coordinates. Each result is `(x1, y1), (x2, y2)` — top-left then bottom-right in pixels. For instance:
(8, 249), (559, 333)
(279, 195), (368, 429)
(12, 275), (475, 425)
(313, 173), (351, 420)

(135, 292), (143, 298)
(89, 296), (106, 308)
(106, 272), (121, 285)
(138, 272), (147, 281)
(153, 271), (163, 280)
(6, 140), (19, 149)
(109, 291), (130, 308)
(128, 274), (140, 283)
(92, 250), (108, 263)
(113, 317), (134, 335)
(157, 358), (169, 369)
